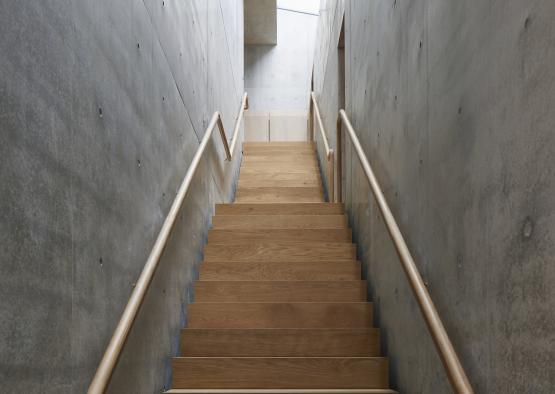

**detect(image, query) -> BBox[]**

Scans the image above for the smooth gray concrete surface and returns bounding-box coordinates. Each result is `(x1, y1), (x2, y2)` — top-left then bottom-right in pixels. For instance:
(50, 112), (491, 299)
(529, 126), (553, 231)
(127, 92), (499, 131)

(245, 8), (317, 111)
(244, 0), (277, 45)
(0, 0), (244, 393)
(312, 0), (555, 392)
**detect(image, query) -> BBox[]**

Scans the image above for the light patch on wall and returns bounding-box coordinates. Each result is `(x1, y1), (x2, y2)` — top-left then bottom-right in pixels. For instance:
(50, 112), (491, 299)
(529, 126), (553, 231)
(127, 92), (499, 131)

(244, 7), (318, 111)
(277, 0), (320, 15)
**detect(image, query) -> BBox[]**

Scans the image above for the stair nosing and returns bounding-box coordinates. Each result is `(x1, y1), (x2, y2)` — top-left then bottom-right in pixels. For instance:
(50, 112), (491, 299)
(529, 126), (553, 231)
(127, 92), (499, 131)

(199, 260), (361, 264)
(190, 302), (371, 305)
(166, 390), (397, 394)
(195, 280), (364, 283)
(172, 356), (387, 360)
(181, 327), (378, 331)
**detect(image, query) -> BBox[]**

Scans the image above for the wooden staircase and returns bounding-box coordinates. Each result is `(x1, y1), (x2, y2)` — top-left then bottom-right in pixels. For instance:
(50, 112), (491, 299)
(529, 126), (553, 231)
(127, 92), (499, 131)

(166, 142), (397, 394)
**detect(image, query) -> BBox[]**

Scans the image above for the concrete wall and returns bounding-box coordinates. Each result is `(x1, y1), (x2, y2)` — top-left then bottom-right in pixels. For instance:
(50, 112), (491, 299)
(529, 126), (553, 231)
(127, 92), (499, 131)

(245, 8), (317, 111)
(0, 1), (244, 393)
(244, 0), (277, 45)
(312, 0), (555, 393)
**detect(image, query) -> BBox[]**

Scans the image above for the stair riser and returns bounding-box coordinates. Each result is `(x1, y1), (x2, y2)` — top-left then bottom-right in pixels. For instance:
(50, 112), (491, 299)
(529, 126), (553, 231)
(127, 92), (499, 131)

(199, 262), (361, 281)
(194, 281), (367, 302)
(204, 243), (356, 262)
(172, 358), (389, 389)
(181, 329), (380, 357)
(188, 303), (373, 328)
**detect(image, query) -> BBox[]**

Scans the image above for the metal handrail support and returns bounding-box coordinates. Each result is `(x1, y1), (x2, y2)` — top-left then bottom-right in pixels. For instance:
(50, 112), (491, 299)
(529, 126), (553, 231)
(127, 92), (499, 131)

(309, 91), (334, 202)
(87, 94), (248, 394)
(336, 109), (474, 394)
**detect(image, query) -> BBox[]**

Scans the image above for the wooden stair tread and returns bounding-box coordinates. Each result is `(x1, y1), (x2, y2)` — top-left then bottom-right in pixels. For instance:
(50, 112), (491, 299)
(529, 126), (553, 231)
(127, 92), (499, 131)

(180, 328), (380, 357)
(239, 172), (320, 178)
(204, 242), (355, 262)
(239, 174), (321, 184)
(171, 357), (389, 389)
(239, 179), (321, 188)
(212, 215), (346, 229)
(194, 281), (367, 302)
(243, 145), (316, 153)
(241, 157), (318, 164)
(208, 229), (352, 243)
(238, 171), (320, 177)
(243, 150), (317, 156)
(215, 203), (344, 215)
(239, 166), (320, 174)
(244, 146), (316, 152)
(236, 187), (324, 203)
(188, 302), (372, 328)
(244, 143), (314, 148)
(243, 141), (315, 148)
(166, 390), (397, 394)
(242, 156), (319, 164)
(199, 261), (361, 281)
(168, 142), (394, 393)
(243, 153), (316, 159)
(239, 167), (320, 175)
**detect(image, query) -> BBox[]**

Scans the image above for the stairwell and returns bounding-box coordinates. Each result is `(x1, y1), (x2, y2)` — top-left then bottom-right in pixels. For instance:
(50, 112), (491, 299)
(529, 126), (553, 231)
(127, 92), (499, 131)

(166, 141), (397, 393)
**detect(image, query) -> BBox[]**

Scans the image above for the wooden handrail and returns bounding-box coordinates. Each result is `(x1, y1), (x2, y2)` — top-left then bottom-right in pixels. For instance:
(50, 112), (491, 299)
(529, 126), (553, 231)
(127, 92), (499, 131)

(337, 109), (474, 394)
(229, 93), (249, 158)
(87, 94), (248, 394)
(310, 92), (332, 158)
(309, 92), (334, 202)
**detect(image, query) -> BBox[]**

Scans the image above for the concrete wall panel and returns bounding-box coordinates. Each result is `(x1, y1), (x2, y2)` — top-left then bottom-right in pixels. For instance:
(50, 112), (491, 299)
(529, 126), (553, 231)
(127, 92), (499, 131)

(244, 0), (277, 45)
(0, 0), (244, 392)
(312, 0), (555, 392)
